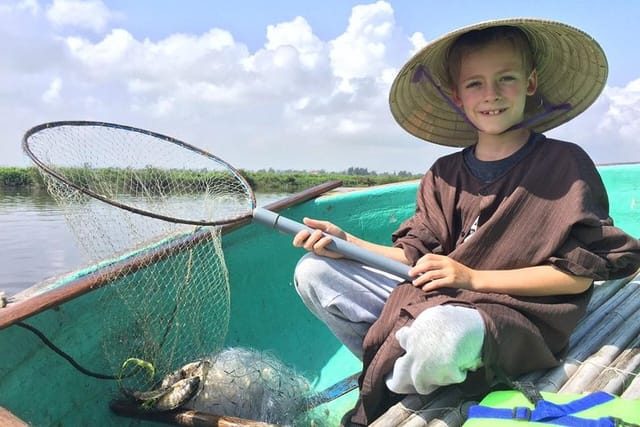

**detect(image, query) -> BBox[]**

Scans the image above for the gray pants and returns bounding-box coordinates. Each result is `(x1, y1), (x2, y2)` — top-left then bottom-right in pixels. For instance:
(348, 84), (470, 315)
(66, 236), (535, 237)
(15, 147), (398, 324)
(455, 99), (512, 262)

(294, 253), (484, 394)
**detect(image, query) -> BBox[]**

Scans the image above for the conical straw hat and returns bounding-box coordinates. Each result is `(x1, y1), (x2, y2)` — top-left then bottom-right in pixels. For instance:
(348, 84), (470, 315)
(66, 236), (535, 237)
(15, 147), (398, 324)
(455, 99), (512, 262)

(389, 18), (608, 147)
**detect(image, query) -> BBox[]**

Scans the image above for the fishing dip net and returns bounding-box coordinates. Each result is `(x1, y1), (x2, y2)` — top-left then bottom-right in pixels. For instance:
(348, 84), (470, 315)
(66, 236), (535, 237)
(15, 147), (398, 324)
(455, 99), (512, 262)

(23, 121), (246, 389)
(23, 121), (342, 425)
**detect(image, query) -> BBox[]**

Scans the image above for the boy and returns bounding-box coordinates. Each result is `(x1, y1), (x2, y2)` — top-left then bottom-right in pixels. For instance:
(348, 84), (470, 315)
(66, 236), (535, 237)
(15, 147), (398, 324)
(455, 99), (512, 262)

(292, 18), (640, 425)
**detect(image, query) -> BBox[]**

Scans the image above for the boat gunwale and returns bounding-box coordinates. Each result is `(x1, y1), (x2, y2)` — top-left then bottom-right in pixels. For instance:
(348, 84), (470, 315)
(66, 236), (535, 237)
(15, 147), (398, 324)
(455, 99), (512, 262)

(0, 180), (343, 330)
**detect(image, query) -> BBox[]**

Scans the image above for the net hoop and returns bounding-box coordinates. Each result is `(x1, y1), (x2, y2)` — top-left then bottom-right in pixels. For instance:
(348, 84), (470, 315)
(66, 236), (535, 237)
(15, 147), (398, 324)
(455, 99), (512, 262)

(22, 120), (256, 226)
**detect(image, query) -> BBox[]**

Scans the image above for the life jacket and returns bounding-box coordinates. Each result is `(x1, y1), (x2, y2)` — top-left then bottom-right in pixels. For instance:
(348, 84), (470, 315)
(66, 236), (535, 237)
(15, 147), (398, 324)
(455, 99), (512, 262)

(463, 390), (640, 426)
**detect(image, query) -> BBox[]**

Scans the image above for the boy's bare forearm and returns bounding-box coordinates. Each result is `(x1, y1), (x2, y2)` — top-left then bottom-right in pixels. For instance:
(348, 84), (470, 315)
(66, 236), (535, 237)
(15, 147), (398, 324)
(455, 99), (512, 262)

(470, 265), (593, 296)
(410, 254), (592, 296)
(341, 237), (592, 296)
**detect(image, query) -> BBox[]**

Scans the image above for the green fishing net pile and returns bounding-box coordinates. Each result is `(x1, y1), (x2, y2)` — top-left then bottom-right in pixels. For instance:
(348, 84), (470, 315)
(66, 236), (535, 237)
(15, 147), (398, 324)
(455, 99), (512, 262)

(188, 347), (328, 426)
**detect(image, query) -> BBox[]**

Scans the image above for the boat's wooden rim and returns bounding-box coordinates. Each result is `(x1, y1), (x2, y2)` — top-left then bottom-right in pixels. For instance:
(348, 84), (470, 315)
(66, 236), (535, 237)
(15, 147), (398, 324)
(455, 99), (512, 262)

(110, 399), (278, 427)
(0, 180), (343, 330)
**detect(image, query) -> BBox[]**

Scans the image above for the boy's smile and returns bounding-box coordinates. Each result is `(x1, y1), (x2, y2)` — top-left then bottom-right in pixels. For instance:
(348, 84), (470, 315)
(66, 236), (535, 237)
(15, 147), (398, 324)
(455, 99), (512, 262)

(452, 39), (537, 139)
(482, 109), (506, 115)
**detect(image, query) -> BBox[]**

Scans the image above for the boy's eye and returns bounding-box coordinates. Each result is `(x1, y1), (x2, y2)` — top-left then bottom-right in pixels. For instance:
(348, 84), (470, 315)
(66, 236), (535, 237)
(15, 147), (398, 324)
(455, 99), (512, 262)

(500, 75), (516, 82)
(465, 81), (481, 89)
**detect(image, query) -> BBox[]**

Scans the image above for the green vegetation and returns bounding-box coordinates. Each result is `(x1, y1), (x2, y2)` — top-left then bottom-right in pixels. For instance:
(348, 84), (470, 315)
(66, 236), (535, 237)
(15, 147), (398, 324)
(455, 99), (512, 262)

(0, 167), (44, 187)
(242, 168), (420, 191)
(0, 166), (421, 192)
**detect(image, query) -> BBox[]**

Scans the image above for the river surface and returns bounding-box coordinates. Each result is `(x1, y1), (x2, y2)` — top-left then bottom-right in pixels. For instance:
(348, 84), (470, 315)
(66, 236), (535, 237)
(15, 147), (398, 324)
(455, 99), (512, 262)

(0, 187), (287, 296)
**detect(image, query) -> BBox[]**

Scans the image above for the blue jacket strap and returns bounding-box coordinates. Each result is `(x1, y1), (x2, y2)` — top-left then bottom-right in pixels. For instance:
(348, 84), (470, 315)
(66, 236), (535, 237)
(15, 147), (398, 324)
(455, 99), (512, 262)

(467, 391), (617, 426)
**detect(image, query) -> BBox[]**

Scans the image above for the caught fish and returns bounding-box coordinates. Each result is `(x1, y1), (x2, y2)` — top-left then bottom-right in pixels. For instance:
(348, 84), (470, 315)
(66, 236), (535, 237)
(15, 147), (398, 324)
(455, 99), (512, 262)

(121, 349), (359, 425)
(122, 359), (210, 411)
(185, 348), (358, 426)
(159, 360), (210, 390)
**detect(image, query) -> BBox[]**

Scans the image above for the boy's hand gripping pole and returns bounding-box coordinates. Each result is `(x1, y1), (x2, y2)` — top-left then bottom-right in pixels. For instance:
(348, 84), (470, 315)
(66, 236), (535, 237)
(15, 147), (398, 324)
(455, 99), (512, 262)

(252, 207), (412, 282)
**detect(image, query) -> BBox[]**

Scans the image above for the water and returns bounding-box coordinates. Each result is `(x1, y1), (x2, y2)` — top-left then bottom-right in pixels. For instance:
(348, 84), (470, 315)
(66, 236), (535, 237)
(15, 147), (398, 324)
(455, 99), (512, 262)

(0, 187), (287, 296)
(0, 187), (84, 295)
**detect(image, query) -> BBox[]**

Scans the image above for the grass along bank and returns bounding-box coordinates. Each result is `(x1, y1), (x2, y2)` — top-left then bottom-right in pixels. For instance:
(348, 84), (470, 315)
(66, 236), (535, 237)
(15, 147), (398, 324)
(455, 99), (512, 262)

(0, 167), (421, 193)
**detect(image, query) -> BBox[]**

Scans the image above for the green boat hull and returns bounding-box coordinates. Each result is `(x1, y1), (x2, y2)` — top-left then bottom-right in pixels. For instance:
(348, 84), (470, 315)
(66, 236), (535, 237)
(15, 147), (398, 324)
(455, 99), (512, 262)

(0, 164), (638, 426)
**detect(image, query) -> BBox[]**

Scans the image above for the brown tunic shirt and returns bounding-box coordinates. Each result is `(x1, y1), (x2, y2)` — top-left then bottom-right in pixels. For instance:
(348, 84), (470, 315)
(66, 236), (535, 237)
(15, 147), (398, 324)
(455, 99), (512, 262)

(351, 136), (640, 424)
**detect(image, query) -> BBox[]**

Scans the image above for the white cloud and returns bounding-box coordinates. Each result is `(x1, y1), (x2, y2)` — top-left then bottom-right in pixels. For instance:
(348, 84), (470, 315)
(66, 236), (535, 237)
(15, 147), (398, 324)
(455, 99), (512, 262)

(1, 0), (436, 171)
(329, 1), (395, 84)
(548, 79), (640, 164)
(65, 29), (135, 71)
(337, 117), (370, 134)
(409, 32), (428, 55)
(264, 16), (325, 69)
(1, 0), (639, 173)
(42, 77), (63, 104)
(599, 79), (640, 140)
(18, 0), (39, 14)
(46, 0), (115, 33)
(0, 0), (39, 15)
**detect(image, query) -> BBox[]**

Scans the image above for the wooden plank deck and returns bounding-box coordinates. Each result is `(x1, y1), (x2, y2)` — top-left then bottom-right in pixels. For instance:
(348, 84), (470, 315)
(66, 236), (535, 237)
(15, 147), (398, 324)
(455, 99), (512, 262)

(372, 270), (640, 426)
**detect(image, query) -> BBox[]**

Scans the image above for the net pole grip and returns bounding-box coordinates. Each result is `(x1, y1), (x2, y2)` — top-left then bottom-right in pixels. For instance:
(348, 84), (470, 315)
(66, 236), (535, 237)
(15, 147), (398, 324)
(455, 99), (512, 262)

(252, 207), (412, 281)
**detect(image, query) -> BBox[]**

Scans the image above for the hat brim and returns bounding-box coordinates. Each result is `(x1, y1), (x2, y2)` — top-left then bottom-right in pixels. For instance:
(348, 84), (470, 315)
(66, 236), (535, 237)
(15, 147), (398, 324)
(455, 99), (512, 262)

(389, 18), (608, 147)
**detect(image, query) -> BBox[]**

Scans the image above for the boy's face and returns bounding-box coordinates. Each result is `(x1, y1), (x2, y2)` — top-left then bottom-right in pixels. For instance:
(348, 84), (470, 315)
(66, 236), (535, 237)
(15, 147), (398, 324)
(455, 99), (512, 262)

(451, 39), (537, 136)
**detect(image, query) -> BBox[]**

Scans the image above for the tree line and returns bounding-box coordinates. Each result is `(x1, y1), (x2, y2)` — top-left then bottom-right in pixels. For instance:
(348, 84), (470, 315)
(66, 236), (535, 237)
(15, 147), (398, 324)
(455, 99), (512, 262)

(0, 166), (421, 192)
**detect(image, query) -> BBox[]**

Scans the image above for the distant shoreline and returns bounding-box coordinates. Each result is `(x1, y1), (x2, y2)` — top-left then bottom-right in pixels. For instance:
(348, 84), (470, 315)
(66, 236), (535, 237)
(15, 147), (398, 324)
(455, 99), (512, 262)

(0, 166), (422, 192)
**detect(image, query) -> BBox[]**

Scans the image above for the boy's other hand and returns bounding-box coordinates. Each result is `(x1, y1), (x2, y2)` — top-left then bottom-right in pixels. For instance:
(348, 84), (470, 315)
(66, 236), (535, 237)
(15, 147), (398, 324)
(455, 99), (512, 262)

(292, 217), (347, 259)
(410, 254), (475, 292)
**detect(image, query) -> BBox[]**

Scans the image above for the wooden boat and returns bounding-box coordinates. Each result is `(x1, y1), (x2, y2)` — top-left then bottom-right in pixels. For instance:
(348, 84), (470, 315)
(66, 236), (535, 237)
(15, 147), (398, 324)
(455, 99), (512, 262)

(0, 163), (639, 426)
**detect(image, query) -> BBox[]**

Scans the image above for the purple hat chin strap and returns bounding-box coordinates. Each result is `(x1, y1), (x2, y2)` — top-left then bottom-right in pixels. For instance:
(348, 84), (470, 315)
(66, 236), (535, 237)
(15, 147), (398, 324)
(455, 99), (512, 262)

(412, 65), (572, 135)
(412, 65), (477, 130)
(508, 98), (572, 131)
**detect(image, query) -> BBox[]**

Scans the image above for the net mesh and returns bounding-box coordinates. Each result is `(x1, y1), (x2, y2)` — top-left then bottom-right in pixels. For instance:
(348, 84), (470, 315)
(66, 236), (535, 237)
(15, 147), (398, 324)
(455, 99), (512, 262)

(25, 122), (255, 229)
(24, 122), (334, 426)
(23, 123), (239, 396)
(188, 348), (327, 426)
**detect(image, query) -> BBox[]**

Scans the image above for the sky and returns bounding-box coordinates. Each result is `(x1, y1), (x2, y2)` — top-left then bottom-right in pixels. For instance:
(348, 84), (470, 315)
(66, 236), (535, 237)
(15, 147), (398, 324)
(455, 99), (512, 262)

(1, 0), (639, 174)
